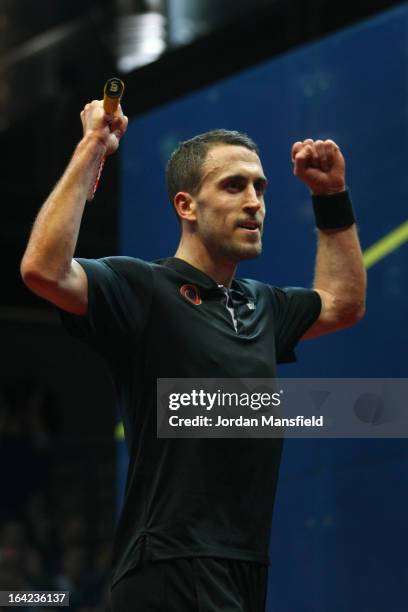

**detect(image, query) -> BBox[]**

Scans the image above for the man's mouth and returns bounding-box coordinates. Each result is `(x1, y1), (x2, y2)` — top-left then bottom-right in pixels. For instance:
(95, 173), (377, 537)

(236, 220), (261, 232)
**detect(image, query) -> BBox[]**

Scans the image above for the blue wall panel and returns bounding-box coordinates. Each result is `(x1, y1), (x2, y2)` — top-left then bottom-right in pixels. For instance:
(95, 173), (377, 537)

(119, 5), (408, 609)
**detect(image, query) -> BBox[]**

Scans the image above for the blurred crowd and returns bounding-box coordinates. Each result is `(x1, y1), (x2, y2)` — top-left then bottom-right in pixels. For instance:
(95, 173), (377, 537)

(0, 379), (112, 612)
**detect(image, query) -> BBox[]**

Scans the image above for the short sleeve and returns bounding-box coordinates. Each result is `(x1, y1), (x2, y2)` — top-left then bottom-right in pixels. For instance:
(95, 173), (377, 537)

(59, 256), (153, 355)
(269, 286), (321, 363)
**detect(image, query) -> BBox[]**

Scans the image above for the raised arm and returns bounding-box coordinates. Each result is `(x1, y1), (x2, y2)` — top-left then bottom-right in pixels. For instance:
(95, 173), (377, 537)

(20, 101), (128, 314)
(291, 138), (366, 339)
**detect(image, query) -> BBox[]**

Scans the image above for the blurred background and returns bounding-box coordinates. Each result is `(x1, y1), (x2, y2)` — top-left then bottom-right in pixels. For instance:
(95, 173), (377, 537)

(1, 1), (407, 611)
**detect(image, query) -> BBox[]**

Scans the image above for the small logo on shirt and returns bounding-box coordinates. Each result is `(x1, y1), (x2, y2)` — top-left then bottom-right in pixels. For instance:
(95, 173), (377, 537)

(180, 284), (202, 306)
(247, 301), (256, 310)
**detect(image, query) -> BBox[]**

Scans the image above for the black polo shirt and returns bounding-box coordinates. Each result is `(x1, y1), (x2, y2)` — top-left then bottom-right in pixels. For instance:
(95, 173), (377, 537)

(60, 256), (321, 587)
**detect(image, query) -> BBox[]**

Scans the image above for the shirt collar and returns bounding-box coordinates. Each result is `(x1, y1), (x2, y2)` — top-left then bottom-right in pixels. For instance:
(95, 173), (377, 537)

(156, 257), (245, 298)
(156, 257), (223, 289)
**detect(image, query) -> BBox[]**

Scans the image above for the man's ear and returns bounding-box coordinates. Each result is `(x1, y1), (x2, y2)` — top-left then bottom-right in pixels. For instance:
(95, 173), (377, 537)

(174, 192), (197, 222)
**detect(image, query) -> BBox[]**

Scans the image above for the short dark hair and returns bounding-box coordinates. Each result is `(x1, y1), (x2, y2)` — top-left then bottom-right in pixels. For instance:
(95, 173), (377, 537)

(165, 129), (260, 206)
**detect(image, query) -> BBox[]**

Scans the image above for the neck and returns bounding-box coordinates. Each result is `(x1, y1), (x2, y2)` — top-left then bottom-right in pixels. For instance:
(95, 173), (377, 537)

(174, 239), (237, 287)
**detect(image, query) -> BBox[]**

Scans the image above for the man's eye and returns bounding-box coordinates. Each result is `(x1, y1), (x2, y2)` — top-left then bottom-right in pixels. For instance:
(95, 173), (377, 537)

(226, 181), (241, 191)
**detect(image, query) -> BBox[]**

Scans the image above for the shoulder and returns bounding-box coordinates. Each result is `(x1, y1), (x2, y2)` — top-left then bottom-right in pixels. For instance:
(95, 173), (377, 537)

(86, 255), (151, 273)
(76, 256), (153, 284)
(237, 278), (321, 314)
(235, 277), (269, 298)
(236, 277), (306, 300)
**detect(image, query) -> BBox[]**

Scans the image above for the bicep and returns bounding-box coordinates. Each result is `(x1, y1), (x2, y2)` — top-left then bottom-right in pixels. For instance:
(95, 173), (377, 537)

(54, 260), (88, 314)
(301, 288), (344, 340)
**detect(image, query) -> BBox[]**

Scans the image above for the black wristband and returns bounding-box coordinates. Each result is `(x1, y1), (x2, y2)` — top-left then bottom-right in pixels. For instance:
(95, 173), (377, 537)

(312, 189), (356, 230)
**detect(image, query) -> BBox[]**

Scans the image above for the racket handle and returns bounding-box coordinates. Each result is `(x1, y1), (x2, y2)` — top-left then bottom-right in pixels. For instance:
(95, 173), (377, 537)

(86, 78), (125, 202)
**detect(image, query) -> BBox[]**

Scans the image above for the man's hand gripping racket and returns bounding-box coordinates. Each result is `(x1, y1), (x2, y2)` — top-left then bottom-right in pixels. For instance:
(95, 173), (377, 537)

(86, 78), (127, 202)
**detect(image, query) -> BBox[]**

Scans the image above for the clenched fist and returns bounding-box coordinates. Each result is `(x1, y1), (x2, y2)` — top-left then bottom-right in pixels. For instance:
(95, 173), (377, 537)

(292, 139), (346, 195)
(80, 100), (128, 156)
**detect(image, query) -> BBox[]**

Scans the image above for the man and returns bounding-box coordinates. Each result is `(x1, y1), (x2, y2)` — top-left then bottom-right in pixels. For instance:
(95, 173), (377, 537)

(21, 100), (366, 611)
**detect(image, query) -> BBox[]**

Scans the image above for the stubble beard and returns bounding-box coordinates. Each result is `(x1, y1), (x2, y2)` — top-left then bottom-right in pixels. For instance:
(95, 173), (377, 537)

(201, 228), (263, 263)
(196, 200), (263, 263)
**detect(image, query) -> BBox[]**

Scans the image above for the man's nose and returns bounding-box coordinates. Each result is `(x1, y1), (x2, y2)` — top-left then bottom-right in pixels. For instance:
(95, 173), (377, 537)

(243, 185), (262, 211)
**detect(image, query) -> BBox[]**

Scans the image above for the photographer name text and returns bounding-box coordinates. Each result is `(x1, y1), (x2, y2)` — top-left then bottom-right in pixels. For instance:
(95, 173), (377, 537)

(168, 415), (324, 428)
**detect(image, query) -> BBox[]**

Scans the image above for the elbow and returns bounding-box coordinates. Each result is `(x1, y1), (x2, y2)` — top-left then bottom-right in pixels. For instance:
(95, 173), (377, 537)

(348, 306), (365, 327)
(355, 302), (366, 322)
(336, 299), (366, 329)
(20, 258), (42, 289)
(20, 258), (57, 295)
(20, 258), (37, 288)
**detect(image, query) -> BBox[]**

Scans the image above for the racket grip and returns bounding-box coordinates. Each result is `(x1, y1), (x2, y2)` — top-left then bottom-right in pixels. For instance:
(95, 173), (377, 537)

(86, 78), (124, 202)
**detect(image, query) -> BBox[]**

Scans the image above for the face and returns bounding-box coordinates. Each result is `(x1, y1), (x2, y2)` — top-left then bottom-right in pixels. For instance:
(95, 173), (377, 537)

(191, 144), (267, 263)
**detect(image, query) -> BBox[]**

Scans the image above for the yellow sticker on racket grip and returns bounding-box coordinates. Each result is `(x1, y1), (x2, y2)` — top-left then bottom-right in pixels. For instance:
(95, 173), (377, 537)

(103, 78), (125, 114)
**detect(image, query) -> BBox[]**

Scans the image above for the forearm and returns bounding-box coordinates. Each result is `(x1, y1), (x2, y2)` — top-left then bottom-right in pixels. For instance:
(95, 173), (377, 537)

(313, 224), (367, 319)
(292, 139), (367, 336)
(21, 134), (106, 282)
